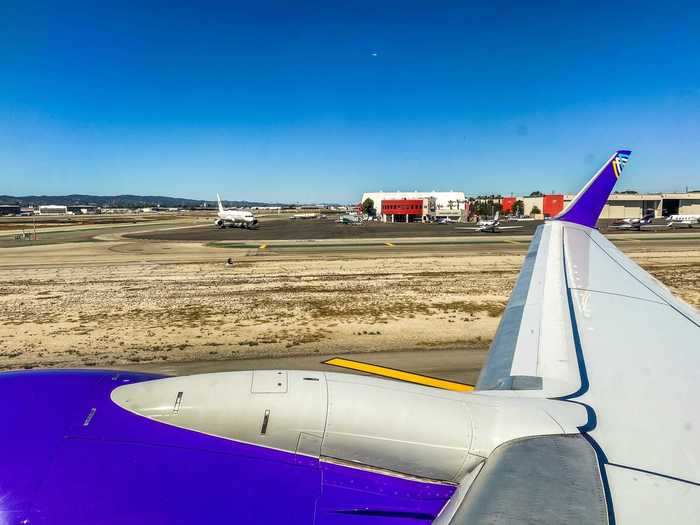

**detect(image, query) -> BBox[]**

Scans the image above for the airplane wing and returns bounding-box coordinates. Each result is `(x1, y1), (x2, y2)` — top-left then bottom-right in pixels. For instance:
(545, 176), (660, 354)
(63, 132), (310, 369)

(465, 150), (700, 524)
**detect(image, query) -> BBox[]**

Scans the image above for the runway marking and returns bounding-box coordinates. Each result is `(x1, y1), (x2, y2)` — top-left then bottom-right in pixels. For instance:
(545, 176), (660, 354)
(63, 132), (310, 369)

(385, 242), (395, 247)
(323, 357), (474, 392)
(259, 244), (268, 250)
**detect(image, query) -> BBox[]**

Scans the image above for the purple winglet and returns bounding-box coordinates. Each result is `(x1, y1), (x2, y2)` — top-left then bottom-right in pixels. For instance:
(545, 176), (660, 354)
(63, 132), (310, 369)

(555, 150), (632, 228)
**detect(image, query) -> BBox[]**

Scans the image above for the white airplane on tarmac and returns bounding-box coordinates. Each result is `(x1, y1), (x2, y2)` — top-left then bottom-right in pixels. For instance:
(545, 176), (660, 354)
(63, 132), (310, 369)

(290, 212), (321, 220)
(214, 194), (258, 229)
(336, 214), (363, 225)
(456, 211), (524, 233)
(666, 214), (700, 227)
(608, 211), (659, 231)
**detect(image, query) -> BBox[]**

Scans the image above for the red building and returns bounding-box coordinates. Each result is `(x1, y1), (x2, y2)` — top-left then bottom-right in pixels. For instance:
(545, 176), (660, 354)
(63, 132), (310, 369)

(543, 194), (564, 217)
(381, 198), (435, 222)
(501, 197), (516, 214)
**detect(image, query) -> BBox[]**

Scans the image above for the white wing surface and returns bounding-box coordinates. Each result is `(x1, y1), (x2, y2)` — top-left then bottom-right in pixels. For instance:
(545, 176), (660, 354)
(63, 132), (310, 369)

(472, 151), (700, 524)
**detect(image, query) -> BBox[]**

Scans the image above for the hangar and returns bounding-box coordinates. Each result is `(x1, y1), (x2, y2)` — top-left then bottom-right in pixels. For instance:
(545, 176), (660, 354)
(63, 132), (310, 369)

(37, 205), (68, 215)
(361, 191), (467, 220)
(515, 192), (700, 219)
(381, 197), (436, 223)
(362, 190), (700, 221)
(0, 205), (21, 216)
(67, 205), (100, 214)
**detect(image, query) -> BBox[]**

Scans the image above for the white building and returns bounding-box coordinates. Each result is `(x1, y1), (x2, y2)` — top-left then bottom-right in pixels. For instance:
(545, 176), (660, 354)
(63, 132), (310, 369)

(520, 192), (700, 219)
(601, 193), (700, 218)
(37, 205), (68, 215)
(361, 191), (467, 218)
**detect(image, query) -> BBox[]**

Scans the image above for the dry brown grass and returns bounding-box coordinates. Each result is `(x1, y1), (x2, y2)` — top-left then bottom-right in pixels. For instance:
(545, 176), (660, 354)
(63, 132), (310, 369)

(0, 243), (696, 370)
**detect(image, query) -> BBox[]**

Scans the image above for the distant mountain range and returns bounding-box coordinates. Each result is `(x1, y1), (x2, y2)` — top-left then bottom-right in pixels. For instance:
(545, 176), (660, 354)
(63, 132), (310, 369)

(0, 194), (288, 208)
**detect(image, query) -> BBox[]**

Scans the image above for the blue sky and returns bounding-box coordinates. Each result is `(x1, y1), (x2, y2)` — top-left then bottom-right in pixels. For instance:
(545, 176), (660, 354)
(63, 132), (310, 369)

(1, 1), (699, 202)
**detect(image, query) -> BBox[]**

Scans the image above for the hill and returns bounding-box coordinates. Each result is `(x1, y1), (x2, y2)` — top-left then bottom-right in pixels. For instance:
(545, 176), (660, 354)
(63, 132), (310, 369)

(0, 194), (283, 208)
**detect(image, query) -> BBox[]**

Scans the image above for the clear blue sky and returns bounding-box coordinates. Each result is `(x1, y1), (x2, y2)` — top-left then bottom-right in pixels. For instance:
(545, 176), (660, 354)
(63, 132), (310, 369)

(1, 1), (699, 202)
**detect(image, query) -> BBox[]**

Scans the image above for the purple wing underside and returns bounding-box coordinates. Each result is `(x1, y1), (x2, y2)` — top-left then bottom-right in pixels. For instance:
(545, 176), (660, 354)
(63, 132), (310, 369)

(0, 370), (453, 524)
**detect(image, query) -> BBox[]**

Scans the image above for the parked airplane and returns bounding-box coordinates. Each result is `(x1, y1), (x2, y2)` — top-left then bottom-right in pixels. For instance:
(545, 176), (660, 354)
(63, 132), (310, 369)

(608, 211), (657, 230)
(290, 212), (320, 220)
(1, 150), (698, 524)
(456, 211), (523, 233)
(666, 214), (700, 227)
(214, 194), (258, 229)
(336, 214), (363, 225)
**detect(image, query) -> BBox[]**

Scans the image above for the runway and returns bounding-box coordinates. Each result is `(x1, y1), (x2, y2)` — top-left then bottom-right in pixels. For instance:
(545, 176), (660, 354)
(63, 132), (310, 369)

(127, 216), (542, 241)
(127, 216), (700, 245)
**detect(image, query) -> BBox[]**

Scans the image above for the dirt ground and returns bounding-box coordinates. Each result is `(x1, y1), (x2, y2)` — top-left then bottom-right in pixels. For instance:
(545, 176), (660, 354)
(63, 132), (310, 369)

(0, 237), (698, 371)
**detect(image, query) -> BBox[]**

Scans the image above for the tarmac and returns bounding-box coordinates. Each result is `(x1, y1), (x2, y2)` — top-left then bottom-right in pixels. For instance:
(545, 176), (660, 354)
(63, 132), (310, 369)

(127, 217), (537, 240)
(124, 347), (488, 385)
(127, 216), (700, 243)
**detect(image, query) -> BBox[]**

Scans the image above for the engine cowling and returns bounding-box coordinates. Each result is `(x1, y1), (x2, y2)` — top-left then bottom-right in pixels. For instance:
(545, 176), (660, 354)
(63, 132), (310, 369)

(111, 370), (477, 481)
(111, 370), (566, 482)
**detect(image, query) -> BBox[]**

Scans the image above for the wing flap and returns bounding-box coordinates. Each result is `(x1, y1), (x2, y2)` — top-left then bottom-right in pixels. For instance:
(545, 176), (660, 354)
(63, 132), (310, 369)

(443, 435), (608, 525)
(475, 226), (548, 391)
(476, 223), (581, 396)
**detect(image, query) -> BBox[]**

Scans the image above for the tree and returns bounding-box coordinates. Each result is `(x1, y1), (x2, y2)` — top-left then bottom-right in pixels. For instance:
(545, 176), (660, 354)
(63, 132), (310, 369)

(528, 191), (544, 197)
(512, 200), (525, 216)
(362, 198), (375, 216)
(531, 205), (542, 216)
(471, 200), (501, 218)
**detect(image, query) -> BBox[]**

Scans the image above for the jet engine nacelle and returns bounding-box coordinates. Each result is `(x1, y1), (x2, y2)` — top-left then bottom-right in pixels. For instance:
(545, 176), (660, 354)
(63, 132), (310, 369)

(111, 370), (564, 483)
